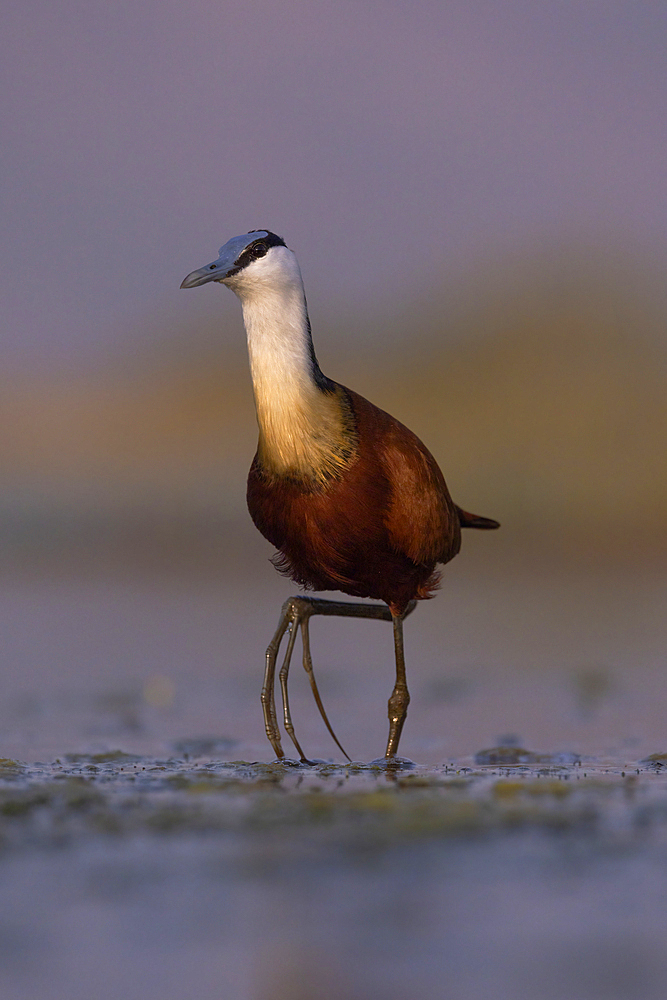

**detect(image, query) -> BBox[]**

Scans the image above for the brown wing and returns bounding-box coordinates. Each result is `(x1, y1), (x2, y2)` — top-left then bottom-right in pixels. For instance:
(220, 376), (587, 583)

(345, 389), (461, 568)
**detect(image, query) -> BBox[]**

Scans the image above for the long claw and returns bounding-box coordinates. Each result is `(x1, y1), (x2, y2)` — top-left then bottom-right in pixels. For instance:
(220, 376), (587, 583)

(279, 619), (310, 761)
(300, 617), (351, 762)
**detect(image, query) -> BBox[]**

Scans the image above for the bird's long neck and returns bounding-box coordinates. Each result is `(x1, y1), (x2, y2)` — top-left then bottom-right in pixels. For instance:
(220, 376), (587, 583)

(232, 260), (355, 481)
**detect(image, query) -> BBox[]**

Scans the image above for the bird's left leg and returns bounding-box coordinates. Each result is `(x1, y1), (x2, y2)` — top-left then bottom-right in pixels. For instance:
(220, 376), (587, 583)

(385, 611), (411, 759)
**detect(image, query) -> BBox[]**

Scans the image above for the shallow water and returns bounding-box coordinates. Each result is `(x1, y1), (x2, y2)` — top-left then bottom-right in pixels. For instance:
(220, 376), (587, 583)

(0, 754), (666, 1000)
(0, 548), (666, 999)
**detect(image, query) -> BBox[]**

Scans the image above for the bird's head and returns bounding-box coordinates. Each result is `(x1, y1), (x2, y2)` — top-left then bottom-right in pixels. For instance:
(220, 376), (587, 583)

(180, 231), (295, 295)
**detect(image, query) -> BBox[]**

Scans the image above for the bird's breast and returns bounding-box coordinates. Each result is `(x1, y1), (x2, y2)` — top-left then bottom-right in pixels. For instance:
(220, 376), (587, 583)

(253, 382), (358, 483)
(246, 387), (461, 608)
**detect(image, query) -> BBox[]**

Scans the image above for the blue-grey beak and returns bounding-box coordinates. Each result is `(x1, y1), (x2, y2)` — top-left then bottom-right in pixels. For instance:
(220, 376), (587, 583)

(180, 255), (231, 289)
(180, 232), (269, 289)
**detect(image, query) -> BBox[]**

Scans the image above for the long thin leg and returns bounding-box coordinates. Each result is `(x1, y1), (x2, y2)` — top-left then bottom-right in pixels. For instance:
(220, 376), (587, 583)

(262, 596), (418, 762)
(385, 612), (410, 759)
(278, 619), (310, 761)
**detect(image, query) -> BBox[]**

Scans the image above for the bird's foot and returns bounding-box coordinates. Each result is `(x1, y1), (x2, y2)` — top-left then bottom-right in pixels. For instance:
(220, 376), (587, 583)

(369, 756), (417, 770)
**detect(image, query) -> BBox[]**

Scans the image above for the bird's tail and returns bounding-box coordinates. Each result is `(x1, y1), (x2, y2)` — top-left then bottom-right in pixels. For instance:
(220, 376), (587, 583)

(456, 506), (500, 530)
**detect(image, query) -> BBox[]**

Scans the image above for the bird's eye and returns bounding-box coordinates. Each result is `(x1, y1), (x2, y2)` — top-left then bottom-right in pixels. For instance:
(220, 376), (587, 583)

(209, 264), (217, 269)
(252, 242), (268, 258)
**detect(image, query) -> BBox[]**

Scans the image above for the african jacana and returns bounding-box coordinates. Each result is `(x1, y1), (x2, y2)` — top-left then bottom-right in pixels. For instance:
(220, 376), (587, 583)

(181, 231), (498, 762)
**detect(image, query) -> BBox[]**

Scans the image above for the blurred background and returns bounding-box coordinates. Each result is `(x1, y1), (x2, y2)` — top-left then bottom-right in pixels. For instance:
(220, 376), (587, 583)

(2, 5), (667, 1000)
(0, 0), (666, 756)
(2, 0), (667, 567)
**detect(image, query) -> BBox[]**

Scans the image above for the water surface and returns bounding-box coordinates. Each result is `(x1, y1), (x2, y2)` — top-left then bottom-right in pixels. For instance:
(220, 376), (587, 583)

(0, 549), (666, 999)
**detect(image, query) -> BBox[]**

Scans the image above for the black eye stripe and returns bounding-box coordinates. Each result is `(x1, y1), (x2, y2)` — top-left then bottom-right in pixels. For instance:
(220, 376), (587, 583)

(233, 231), (287, 270)
(246, 230), (286, 249)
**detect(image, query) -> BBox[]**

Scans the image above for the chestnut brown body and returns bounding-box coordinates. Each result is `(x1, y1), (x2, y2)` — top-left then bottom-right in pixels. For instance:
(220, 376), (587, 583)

(247, 386), (463, 617)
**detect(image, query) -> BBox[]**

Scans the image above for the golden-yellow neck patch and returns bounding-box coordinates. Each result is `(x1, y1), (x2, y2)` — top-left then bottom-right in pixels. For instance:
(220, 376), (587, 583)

(254, 381), (355, 481)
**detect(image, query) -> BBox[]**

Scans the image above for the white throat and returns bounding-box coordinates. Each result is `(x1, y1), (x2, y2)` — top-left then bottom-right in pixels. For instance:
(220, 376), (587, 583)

(225, 247), (351, 478)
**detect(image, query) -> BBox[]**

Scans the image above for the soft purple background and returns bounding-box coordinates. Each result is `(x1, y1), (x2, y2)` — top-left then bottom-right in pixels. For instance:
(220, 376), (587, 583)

(2, 11), (667, 998)
(2, 1), (667, 370)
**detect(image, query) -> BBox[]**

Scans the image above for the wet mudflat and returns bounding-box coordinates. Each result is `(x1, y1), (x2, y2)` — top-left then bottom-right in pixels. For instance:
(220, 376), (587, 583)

(0, 549), (666, 999)
(0, 753), (667, 1000)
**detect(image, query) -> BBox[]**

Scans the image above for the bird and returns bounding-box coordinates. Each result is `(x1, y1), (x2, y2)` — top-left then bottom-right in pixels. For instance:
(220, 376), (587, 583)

(181, 230), (499, 763)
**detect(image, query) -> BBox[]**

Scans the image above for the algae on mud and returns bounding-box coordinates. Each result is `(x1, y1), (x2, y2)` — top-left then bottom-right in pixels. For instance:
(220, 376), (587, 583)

(0, 755), (665, 853)
(0, 753), (667, 999)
